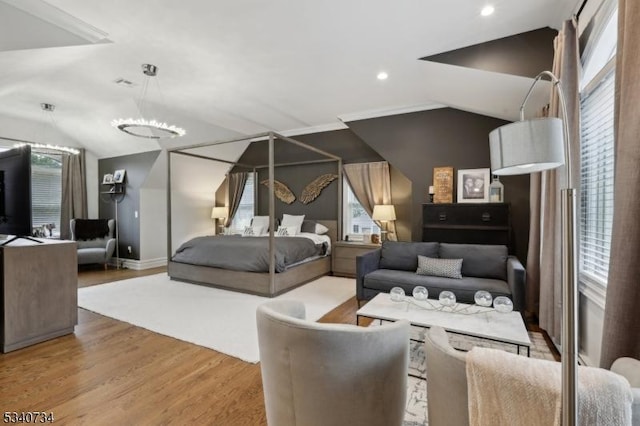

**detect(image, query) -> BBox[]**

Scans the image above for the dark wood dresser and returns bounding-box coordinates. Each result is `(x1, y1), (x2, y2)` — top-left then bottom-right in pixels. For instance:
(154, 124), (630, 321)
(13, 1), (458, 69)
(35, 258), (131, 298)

(422, 203), (512, 252)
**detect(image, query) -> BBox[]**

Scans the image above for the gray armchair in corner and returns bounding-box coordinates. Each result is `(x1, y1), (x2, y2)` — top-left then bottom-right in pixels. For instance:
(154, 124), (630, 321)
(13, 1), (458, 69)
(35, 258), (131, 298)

(70, 219), (116, 268)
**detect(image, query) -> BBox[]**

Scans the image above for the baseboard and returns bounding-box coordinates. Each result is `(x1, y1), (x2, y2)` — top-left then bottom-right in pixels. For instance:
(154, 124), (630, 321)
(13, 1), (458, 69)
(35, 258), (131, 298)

(115, 257), (167, 270)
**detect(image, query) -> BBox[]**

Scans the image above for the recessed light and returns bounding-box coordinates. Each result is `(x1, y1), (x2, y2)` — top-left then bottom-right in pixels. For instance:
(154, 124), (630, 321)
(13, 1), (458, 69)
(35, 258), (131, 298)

(481, 5), (495, 16)
(377, 71), (388, 80)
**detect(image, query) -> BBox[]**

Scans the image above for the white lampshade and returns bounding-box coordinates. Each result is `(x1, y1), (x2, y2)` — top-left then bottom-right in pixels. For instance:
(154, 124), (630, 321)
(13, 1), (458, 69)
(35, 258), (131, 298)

(372, 205), (396, 221)
(489, 117), (565, 175)
(211, 206), (227, 219)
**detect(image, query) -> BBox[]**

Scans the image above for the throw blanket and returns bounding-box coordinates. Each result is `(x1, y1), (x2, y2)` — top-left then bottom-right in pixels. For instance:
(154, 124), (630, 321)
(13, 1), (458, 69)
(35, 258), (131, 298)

(172, 235), (326, 273)
(466, 347), (633, 426)
(74, 219), (109, 240)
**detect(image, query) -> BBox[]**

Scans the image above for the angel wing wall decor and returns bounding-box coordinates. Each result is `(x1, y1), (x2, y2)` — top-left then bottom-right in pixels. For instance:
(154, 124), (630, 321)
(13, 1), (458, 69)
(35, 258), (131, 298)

(260, 179), (296, 204)
(299, 173), (338, 204)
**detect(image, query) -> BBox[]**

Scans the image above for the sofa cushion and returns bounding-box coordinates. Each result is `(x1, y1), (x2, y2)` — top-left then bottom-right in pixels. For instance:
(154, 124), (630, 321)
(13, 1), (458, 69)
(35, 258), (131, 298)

(416, 256), (463, 279)
(77, 238), (109, 249)
(439, 243), (507, 281)
(363, 269), (510, 304)
(379, 241), (439, 271)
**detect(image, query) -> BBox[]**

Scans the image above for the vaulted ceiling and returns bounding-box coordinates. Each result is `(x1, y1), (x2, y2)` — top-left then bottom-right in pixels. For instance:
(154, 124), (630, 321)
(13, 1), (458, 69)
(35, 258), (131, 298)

(0, 0), (579, 159)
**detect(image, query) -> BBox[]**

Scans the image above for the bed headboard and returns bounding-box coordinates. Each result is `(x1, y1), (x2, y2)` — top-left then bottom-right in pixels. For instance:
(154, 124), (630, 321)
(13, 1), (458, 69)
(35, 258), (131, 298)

(317, 220), (338, 245)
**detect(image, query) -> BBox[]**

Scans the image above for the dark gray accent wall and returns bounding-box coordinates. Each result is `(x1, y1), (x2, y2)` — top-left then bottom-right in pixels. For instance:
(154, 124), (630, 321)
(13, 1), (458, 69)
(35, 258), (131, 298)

(421, 27), (557, 78)
(98, 150), (161, 261)
(346, 108), (530, 262)
(229, 129), (387, 223)
(256, 162), (340, 220)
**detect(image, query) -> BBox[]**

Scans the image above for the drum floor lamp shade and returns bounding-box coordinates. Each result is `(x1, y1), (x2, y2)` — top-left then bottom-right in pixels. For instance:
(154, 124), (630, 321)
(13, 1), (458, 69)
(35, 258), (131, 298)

(489, 70), (578, 426)
(372, 205), (396, 242)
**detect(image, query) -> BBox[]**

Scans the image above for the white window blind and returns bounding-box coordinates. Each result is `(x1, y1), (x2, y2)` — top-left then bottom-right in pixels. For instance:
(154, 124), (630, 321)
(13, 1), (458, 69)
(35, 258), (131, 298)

(31, 153), (62, 233)
(231, 173), (254, 231)
(342, 178), (379, 239)
(579, 67), (615, 286)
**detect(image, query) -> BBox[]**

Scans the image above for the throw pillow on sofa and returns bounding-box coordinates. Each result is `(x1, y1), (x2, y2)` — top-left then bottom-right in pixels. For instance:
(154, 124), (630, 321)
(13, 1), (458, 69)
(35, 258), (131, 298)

(416, 255), (463, 279)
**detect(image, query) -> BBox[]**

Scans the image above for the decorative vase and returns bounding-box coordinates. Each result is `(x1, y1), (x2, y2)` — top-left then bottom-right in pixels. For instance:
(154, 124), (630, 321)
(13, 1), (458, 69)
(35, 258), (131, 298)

(489, 175), (504, 202)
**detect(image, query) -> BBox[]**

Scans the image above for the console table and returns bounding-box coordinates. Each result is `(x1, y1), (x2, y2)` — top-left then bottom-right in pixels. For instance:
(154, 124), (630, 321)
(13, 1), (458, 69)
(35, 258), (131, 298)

(1, 239), (77, 352)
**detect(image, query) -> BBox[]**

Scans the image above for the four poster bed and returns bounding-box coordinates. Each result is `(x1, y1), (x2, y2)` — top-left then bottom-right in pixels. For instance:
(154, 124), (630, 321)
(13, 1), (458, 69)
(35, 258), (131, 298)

(166, 132), (343, 297)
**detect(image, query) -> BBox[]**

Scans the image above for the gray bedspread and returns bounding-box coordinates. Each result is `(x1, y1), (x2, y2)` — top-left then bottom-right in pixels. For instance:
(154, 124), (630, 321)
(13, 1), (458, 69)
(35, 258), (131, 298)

(172, 235), (327, 272)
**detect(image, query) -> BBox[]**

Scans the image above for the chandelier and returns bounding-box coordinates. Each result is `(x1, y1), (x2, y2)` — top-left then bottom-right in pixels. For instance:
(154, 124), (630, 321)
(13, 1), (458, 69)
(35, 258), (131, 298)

(111, 64), (186, 139)
(12, 103), (80, 155)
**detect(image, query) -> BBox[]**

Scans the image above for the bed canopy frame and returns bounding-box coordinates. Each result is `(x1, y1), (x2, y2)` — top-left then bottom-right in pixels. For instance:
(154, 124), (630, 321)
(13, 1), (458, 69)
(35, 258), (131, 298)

(166, 131), (343, 295)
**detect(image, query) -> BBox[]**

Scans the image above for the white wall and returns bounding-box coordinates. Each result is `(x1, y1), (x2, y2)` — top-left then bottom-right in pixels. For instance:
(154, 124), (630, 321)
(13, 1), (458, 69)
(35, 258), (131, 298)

(139, 188), (167, 260)
(579, 292), (605, 366)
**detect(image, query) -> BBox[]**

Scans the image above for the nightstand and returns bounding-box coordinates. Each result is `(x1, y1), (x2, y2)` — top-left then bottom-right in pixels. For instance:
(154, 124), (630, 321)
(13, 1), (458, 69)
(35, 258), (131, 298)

(332, 241), (380, 278)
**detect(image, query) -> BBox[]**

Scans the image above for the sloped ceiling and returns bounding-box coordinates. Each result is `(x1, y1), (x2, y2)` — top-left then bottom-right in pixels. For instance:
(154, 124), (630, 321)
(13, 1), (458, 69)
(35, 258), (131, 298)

(0, 0), (579, 159)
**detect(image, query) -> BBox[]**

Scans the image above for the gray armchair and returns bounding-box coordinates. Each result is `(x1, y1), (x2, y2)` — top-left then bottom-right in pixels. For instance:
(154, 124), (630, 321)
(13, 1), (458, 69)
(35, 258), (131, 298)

(70, 219), (116, 268)
(256, 300), (409, 426)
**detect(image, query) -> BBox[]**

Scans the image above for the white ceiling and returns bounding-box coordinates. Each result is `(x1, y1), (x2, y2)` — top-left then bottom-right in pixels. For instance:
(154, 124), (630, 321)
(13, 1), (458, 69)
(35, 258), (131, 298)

(0, 0), (579, 159)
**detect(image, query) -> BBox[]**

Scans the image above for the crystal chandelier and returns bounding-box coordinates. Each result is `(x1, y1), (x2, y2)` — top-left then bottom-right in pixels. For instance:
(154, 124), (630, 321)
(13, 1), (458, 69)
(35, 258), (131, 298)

(13, 103), (80, 155)
(111, 64), (186, 139)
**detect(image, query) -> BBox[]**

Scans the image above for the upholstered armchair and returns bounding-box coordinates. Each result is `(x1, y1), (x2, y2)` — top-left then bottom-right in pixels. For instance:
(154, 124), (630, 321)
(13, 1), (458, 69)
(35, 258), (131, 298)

(425, 326), (640, 426)
(256, 300), (409, 426)
(70, 219), (116, 268)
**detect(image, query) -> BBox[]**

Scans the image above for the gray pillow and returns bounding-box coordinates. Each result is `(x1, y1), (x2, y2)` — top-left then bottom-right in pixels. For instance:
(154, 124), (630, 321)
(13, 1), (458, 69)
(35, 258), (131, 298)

(380, 241), (440, 271)
(439, 243), (507, 280)
(416, 256), (463, 279)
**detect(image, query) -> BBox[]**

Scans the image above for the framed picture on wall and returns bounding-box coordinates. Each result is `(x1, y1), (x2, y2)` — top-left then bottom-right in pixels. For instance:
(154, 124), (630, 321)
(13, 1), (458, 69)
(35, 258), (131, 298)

(457, 168), (490, 203)
(102, 173), (114, 184)
(113, 169), (126, 183)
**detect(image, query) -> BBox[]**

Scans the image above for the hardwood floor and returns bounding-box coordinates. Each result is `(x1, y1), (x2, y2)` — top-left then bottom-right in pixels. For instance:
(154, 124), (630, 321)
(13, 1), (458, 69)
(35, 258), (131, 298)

(0, 266), (365, 425)
(1, 266), (557, 425)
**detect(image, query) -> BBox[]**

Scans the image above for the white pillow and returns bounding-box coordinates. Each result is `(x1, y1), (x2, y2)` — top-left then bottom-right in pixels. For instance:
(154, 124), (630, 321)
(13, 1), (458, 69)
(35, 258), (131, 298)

(251, 216), (270, 230)
(276, 225), (298, 236)
(242, 225), (264, 237)
(281, 214), (305, 234)
(314, 222), (329, 235)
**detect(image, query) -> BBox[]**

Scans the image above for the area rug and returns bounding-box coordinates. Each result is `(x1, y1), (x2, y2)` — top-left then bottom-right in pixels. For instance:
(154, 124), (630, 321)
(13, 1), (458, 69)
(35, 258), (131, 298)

(77, 273), (355, 363)
(401, 326), (555, 426)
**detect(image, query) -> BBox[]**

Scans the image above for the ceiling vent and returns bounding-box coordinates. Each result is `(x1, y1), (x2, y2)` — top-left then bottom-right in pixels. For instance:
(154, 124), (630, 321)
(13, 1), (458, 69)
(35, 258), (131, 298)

(114, 78), (136, 87)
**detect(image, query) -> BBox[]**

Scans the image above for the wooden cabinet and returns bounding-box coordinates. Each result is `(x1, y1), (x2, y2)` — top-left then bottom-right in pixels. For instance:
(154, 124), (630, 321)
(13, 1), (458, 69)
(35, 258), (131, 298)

(332, 241), (380, 277)
(1, 239), (77, 353)
(422, 203), (512, 251)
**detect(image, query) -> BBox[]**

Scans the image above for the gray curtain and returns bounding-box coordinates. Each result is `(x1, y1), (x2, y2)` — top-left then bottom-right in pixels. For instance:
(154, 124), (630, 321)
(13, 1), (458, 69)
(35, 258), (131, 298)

(526, 19), (580, 343)
(224, 172), (248, 227)
(343, 161), (397, 241)
(60, 149), (87, 240)
(600, 0), (640, 369)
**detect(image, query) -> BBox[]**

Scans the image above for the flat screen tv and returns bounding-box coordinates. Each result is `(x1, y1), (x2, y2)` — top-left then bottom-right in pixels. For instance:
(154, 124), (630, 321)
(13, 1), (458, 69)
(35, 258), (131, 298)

(0, 145), (39, 245)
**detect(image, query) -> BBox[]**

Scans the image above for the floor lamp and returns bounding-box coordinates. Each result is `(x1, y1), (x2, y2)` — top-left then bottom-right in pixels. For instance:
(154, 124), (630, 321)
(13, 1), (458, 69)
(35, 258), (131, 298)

(489, 71), (577, 425)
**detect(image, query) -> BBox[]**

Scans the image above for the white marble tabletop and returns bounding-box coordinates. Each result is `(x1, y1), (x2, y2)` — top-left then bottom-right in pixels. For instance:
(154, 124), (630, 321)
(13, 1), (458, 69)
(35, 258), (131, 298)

(357, 292), (531, 347)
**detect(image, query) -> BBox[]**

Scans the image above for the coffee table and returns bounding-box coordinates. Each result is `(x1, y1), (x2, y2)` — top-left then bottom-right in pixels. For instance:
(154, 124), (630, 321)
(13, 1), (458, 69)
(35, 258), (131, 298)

(357, 293), (531, 356)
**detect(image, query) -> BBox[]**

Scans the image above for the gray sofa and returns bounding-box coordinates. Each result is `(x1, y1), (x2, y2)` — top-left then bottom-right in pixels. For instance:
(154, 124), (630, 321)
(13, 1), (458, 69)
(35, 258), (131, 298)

(356, 241), (525, 312)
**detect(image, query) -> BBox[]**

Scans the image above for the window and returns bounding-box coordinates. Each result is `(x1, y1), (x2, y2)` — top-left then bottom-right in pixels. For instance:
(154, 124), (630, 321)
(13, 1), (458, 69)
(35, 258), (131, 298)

(579, 7), (617, 288)
(230, 173), (255, 231)
(342, 178), (379, 240)
(31, 153), (62, 236)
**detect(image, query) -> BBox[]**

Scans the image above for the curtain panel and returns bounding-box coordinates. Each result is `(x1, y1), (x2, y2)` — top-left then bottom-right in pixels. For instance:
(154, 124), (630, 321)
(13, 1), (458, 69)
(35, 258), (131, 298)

(60, 149), (87, 240)
(224, 172), (248, 227)
(600, 0), (640, 369)
(343, 161), (397, 241)
(526, 19), (580, 343)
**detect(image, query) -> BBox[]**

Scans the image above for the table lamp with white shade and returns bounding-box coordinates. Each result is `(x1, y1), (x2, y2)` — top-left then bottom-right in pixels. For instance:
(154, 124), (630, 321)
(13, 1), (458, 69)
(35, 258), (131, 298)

(372, 204), (396, 243)
(489, 70), (577, 425)
(211, 206), (228, 234)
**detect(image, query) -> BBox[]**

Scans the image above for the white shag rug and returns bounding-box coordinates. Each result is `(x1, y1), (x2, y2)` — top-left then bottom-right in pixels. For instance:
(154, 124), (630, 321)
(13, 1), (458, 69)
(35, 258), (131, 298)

(78, 273), (355, 363)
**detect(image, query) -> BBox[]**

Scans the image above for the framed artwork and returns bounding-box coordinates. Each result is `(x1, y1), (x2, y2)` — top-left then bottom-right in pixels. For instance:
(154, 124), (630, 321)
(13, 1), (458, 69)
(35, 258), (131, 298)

(102, 173), (114, 184)
(432, 166), (454, 203)
(113, 169), (126, 184)
(457, 168), (490, 203)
